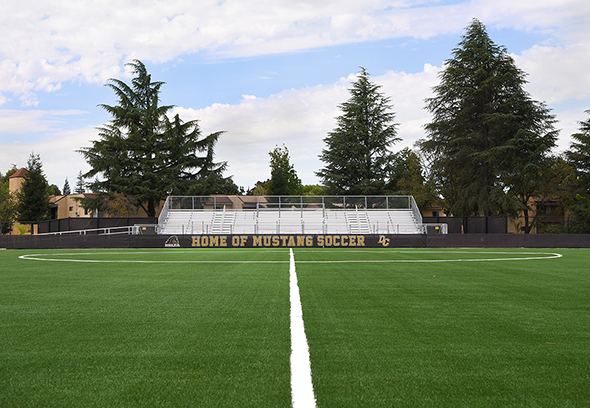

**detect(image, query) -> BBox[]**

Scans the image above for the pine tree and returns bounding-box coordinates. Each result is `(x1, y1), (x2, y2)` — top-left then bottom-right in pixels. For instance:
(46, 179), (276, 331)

(16, 153), (52, 223)
(62, 178), (71, 195)
(316, 67), (399, 195)
(79, 60), (231, 217)
(420, 19), (557, 217)
(75, 171), (85, 194)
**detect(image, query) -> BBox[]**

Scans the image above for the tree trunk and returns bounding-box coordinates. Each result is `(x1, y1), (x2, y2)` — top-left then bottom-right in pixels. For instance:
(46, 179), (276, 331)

(147, 200), (156, 218)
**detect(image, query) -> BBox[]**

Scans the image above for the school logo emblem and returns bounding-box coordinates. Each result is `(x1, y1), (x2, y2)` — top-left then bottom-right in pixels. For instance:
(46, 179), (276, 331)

(165, 236), (181, 248)
(378, 235), (390, 247)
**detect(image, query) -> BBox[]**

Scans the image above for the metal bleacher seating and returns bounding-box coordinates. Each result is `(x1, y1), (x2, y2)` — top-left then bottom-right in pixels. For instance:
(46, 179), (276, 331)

(159, 205), (424, 235)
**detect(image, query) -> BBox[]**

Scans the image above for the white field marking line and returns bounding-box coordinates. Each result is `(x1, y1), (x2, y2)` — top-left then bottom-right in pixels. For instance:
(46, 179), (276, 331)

(18, 251), (562, 263)
(18, 255), (289, 264)
(18, 250), (290, 263)
(294, 250), (557, 255)
(290, 248), (317, 408)
(295, 254), (563, 263)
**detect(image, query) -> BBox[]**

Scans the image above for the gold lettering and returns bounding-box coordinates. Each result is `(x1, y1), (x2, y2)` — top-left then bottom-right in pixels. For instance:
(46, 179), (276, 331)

(288, 236), (295, 247)
(357, 236), (365, 246)
(333, 235), (340, 246)
(264, 236), (272, 247)
(297, 236), (306, 247)
(219, 236), (227, 247)
(349, 236), (356, 246)
(341, 235), (348, 246)
(281, 236), (289, 246)
(240, 236), (248, 247)
(306, 236), (313, 247)
(209, 236), (219, 247)
(272, 236), (280, 247)
(325, 235), (332, 246)
(192, 236), (200, 247)
(317, 236), (324, 246)
(232, 236), (240, 246)
(253, 236), (263, 247)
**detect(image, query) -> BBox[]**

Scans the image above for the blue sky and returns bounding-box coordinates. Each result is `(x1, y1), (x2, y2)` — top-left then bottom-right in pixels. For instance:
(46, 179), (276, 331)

(1, 0), (589, 190)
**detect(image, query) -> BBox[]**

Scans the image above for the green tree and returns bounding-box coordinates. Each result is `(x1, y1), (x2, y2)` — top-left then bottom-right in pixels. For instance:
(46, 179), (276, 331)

(300, 184), (327, 196)
(188, 170), (243, 196)
(502, 131), (558, 233)
(79, 60), (232, 217)
(0, 170), (17, 234)
(47, 184), (61, 196)
(566, 110), (590, 190)
(62, 178), (71, 195)
(419, 19), (557, 217)
(0, 167), (18, 234)
(316, 67), (400, 195)
(566, 194), (590, 233)
(0, 167), (18, 184)
(390, 148), (437, 211)
(16, 153), (52, 225)
(533, 156), (581, 233)
(267, 144), (302, 196)
(75, 171), (86, 194)
(246, 181), (269, 196)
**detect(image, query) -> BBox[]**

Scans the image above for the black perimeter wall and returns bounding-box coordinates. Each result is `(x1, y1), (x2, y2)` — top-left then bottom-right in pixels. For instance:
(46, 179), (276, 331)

(2, 233), (590, 249)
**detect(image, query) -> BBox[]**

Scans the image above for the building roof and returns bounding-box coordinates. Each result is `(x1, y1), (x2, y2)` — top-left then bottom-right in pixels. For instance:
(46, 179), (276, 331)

(9, 168), (28, 178)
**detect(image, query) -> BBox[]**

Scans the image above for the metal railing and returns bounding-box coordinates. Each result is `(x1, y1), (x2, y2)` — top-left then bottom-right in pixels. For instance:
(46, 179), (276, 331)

(35, 226), (135, 236)
(164, 195), (419, 211)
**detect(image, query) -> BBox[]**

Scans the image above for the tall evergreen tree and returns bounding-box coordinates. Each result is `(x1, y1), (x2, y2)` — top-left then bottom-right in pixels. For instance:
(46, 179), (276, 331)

(267, 144), (302, 196)
(75, 171), (86, 194)
(16, 153), (52, 223)
(79, 60), (231, 217)
(62, 178), (71, 195)
(566, 110), (590, 190)
(419, 19), (557, 217)
(316, 67), (399, 195)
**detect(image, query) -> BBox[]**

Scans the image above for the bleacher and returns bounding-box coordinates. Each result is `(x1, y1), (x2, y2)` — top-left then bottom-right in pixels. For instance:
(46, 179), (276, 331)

(158, 196), (426, 235)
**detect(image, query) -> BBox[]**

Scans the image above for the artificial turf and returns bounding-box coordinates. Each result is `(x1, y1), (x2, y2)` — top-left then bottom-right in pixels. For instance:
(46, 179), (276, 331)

(1, 247), (590, 407)
(295, 248), (590, 407)
(0, 249), (291, 407)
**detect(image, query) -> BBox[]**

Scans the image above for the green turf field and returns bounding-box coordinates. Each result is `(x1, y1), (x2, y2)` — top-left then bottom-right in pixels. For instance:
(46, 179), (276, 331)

(1, 247), (589, 407)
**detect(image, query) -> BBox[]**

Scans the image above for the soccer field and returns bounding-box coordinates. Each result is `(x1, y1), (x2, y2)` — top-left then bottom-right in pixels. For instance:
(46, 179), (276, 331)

(1, 248), (590, 407)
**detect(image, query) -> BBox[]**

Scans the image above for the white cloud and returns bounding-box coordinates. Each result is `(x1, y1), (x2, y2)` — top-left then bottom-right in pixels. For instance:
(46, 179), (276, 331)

(0, 126), (95, 187)
(173, 80), (347, 186)
(2, 0), (589, 103)
(0, 109), (87, 137)
(2, 0), (589, 189)
(514, 42), (590, 104)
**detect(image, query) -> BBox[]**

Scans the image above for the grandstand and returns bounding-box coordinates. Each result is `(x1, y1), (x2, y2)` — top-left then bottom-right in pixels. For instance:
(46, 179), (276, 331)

(158, 196), (446, 235)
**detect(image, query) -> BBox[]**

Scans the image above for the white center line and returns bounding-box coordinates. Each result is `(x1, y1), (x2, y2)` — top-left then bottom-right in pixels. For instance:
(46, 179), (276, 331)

(290, 248), (317, 408)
